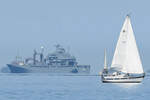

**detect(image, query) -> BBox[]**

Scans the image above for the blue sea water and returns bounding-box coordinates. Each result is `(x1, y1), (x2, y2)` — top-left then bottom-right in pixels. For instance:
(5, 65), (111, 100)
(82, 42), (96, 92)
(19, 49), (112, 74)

(0, 73), (149, 100)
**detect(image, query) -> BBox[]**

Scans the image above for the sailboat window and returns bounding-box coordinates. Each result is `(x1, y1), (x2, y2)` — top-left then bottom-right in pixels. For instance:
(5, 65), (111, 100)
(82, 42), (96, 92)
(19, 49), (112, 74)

(122, 41), (126, 43)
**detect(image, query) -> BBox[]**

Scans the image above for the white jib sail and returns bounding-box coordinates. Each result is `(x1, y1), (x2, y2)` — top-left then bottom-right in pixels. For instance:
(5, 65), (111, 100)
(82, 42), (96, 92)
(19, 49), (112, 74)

(111, 15), (144, 74)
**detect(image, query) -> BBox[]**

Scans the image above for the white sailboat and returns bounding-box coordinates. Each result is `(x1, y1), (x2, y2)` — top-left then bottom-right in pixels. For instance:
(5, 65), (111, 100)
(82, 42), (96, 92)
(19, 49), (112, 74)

(101, 15), (145, 83)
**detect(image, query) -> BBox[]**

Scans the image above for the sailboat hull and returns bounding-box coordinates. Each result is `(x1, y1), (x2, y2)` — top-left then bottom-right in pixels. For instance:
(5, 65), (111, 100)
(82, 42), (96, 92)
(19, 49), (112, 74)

(102, 75), (144, 83)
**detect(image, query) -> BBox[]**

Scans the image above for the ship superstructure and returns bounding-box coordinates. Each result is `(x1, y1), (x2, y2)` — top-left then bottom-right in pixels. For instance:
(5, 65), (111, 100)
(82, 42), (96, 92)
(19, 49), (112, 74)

(7, 45), (90, 73)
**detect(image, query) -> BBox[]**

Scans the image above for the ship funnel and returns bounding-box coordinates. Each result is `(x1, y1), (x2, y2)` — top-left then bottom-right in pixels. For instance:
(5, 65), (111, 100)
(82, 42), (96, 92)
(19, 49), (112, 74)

(40, 46), (44, 63)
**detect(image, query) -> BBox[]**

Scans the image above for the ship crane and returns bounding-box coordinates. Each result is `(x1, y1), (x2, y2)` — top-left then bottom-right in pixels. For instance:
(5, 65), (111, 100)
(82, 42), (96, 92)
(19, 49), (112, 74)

(33, 46), (45, 65)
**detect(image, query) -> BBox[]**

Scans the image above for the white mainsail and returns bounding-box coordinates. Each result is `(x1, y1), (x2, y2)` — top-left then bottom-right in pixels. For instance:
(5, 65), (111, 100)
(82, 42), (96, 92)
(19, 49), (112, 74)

(111, 15), (144, 74)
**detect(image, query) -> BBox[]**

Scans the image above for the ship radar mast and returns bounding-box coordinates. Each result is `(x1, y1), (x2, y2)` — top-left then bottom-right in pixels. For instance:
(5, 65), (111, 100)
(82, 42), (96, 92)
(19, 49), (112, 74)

(41, 46), (44, 53)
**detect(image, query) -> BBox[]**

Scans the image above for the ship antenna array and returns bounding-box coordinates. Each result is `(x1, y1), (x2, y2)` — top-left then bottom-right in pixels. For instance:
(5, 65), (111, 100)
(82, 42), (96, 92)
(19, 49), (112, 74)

(41, 46), (44, 53)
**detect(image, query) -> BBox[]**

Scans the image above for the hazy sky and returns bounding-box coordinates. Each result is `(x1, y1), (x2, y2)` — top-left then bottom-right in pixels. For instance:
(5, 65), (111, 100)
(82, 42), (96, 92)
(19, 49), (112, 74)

(0, 0), (149, 73)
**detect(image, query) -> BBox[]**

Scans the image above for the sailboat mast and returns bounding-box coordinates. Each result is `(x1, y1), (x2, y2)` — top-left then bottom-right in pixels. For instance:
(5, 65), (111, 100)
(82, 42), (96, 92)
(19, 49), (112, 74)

(104, 49), (107, 69)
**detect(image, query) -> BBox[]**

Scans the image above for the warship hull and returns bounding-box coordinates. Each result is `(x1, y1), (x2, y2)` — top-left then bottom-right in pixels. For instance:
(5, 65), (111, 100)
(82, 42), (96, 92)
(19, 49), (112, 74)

(7, 64), (90, 74)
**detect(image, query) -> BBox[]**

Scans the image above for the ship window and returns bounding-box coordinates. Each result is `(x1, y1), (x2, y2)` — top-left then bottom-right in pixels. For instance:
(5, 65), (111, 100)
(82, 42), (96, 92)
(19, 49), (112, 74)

(61, 62), (66, 65)
(49, 57), (57, 60)
(69, 62), (74, 66)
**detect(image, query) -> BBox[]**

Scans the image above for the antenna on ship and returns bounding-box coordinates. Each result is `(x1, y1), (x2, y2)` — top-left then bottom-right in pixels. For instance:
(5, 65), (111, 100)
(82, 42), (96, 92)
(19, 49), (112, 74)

(16, 49), (19, 61)
(41, 46), (44, 53)
(16, 49), (22, 61)
(33, 49), (37, 65)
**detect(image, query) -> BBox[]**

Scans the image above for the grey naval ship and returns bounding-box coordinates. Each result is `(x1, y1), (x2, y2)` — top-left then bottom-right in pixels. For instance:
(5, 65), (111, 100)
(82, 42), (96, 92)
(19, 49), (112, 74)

(7, 45), (90, 74)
